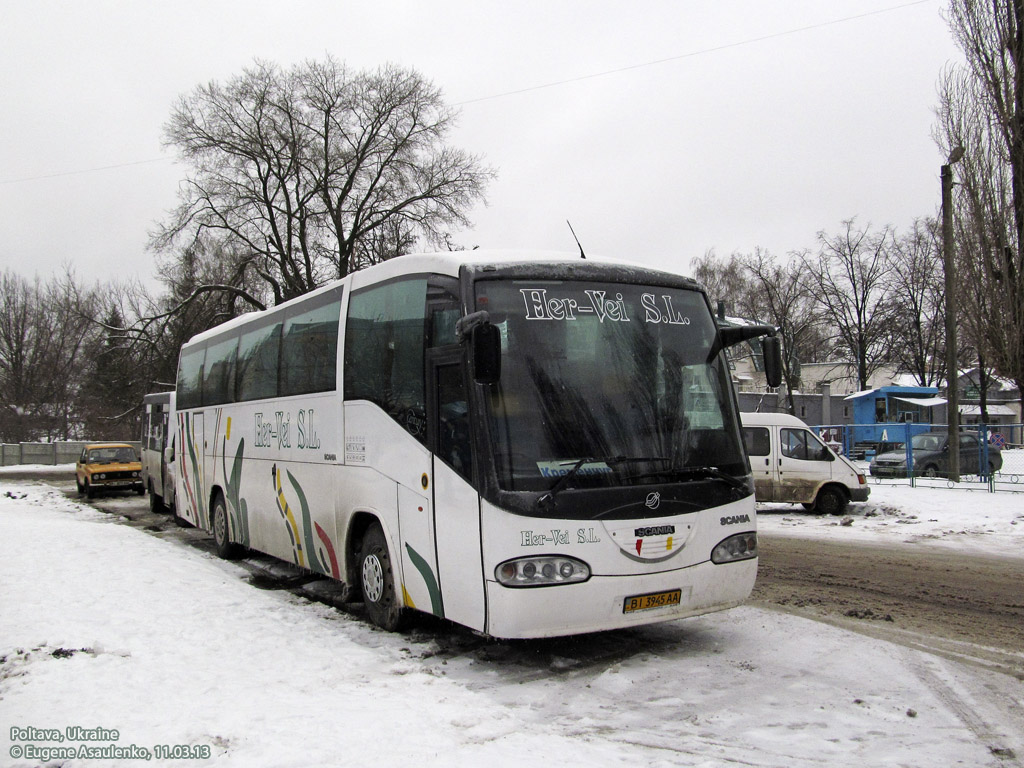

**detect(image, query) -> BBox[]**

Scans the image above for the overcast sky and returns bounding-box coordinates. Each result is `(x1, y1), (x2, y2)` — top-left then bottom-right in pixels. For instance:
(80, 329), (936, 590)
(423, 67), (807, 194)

(1, 0), (962, 289)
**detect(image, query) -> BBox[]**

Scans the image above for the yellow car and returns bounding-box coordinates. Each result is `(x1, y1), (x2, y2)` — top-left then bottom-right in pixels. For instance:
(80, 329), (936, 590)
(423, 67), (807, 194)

(76, 443), (145, 499)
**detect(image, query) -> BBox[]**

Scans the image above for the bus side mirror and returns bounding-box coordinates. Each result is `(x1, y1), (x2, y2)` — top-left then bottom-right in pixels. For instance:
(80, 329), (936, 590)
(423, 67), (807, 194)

(472, 323), (501, 384)
(457, 310), (502, 384)
(762, 335), (782, 389)
(719, 324), (782, 388)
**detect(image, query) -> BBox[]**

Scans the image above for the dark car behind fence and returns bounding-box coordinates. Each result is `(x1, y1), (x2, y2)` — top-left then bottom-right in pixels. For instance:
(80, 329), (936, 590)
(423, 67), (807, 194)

(810, 423), (1024, 492)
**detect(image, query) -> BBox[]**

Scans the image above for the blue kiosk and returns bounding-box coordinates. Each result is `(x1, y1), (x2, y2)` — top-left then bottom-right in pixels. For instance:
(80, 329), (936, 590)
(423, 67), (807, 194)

(842, 386), (946, 458)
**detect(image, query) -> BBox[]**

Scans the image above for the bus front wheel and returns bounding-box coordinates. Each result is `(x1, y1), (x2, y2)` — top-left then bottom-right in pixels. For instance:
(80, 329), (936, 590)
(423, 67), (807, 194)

(358, 523), (406, 632)
(212, 495), (243, 560)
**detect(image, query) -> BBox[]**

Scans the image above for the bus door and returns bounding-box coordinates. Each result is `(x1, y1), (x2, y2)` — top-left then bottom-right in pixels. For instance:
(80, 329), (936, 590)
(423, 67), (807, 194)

(180, 411), (207, 527)
(427, 352), (486, 631)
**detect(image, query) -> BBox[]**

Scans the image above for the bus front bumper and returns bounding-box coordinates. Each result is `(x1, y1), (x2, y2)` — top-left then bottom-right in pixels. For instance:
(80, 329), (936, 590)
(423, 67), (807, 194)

(483, 556), (757, 639)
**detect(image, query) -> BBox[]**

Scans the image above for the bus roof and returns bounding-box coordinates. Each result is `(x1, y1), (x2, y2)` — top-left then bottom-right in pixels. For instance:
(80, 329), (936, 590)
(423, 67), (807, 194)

(183, 250), (700, 348)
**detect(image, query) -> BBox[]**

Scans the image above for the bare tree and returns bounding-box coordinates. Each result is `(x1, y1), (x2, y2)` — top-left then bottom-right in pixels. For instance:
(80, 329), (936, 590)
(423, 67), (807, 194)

(690, 249), (749, 315)
(884, 218), (946, 386)
(802, 220), (896, 391)
(0, 270), (97, 441)
(935, 0), (1024, 414)
(736, 248), (822, 410)
(155, 57), (495, 305)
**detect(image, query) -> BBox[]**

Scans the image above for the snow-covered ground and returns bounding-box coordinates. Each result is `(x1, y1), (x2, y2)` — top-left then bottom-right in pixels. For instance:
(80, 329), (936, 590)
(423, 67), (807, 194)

(757, 481), (1024, 559)
(1, 479), (1022, 767)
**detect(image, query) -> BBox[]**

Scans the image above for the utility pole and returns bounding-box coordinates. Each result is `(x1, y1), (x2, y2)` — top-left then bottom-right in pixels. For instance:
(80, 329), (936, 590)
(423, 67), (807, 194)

(942, 146), (964, 482)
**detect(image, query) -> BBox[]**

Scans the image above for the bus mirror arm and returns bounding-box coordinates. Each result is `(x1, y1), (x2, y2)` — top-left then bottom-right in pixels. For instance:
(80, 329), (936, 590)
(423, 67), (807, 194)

(457, 311), (502, 384)
(455, 310), (491, 341)
(720, 325), (783, 389)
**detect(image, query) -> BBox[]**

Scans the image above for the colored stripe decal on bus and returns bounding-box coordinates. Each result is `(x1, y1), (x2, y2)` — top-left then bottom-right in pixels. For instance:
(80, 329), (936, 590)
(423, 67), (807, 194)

(274, 465), (304, 567)
(222, 436), (250, 547)
(405, 544), (443, 618)
(286, 469), (340, 579)
(288, 469), (321, 575)
(314, 522), (341, 579)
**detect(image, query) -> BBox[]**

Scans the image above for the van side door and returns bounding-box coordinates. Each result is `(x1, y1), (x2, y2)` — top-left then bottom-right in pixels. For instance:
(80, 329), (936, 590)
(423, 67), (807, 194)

(778, 427), (834, 504)
(741, 426), (774, 502)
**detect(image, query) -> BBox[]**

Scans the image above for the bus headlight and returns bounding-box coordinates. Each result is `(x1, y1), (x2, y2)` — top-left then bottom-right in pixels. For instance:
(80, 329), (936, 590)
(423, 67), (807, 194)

(495, 556), (590, 587)
(711, 532), (757, 564)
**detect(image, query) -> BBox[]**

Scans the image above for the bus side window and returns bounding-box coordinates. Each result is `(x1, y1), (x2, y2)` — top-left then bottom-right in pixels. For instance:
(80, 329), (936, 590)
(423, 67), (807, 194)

(344, 278), (429, 444)
(237, 322), (282, 402)
(281, 292), (342, 396)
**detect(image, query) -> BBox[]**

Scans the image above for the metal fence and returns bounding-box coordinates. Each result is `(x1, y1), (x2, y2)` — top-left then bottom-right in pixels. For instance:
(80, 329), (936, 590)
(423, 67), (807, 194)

(810, 422), (1024, 493)
(1, 442), (142, 467)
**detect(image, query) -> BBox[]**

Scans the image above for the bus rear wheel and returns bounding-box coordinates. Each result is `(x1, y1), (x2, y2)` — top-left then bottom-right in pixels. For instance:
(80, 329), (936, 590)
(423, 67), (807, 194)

(358, 523), (406, 632)
(212, 495), (243, 560)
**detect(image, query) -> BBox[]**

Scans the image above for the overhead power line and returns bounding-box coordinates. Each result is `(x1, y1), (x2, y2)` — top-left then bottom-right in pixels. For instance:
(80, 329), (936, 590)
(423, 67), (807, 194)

(0, 157), (170, 185)
(1, 0), (935, 185)
(451, 0), (935, 106)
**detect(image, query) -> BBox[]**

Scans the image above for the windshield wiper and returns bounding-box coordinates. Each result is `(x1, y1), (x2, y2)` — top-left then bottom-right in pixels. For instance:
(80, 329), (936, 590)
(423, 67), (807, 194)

(660, 466), (749, 492)
(536, 456), (670, 509)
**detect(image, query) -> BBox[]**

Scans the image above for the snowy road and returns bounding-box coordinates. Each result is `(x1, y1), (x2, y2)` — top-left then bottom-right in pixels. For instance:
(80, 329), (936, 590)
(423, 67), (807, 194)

(754, 536), (1024, 675)
(1, 475), (1023, 767)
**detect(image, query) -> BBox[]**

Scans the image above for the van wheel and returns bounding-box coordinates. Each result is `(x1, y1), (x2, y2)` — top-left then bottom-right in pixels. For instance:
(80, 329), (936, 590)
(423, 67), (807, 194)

(212, 495), (243, 559)
(358, 523), (406, 632)
(922, 464), (939, 479)
(814, 486), (847, 516)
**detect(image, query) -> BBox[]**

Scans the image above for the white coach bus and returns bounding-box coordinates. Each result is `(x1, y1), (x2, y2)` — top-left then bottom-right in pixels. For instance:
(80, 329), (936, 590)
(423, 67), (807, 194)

(173, 251), (781, 638)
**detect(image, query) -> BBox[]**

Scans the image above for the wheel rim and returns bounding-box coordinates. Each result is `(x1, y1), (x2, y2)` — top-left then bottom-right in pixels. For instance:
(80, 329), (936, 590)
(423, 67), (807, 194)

(214, 506), (227, 545)
(362, 553), (384, 603)
(924, 467), (937, 478)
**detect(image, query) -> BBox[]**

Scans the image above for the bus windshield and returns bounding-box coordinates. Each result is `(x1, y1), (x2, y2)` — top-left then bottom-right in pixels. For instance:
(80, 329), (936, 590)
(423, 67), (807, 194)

(475, 279), (747, 495)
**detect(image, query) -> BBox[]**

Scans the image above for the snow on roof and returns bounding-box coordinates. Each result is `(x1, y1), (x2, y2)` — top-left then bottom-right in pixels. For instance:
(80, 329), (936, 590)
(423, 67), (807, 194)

(893, 396), (947, 407)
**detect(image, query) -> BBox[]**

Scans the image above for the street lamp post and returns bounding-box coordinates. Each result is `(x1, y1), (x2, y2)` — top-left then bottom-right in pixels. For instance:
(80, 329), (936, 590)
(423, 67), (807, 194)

(942, 146), (964, 482)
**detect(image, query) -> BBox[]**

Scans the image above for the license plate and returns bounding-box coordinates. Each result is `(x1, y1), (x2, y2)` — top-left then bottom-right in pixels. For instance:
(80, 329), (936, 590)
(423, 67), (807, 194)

(623, 589), (682, 613)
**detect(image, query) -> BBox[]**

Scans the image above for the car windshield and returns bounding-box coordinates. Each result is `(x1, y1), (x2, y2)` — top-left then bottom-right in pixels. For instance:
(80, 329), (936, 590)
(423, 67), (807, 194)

(88, 447), (137, 463)
(911, 434), (943, 452)
(475, 279), (746, 494)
